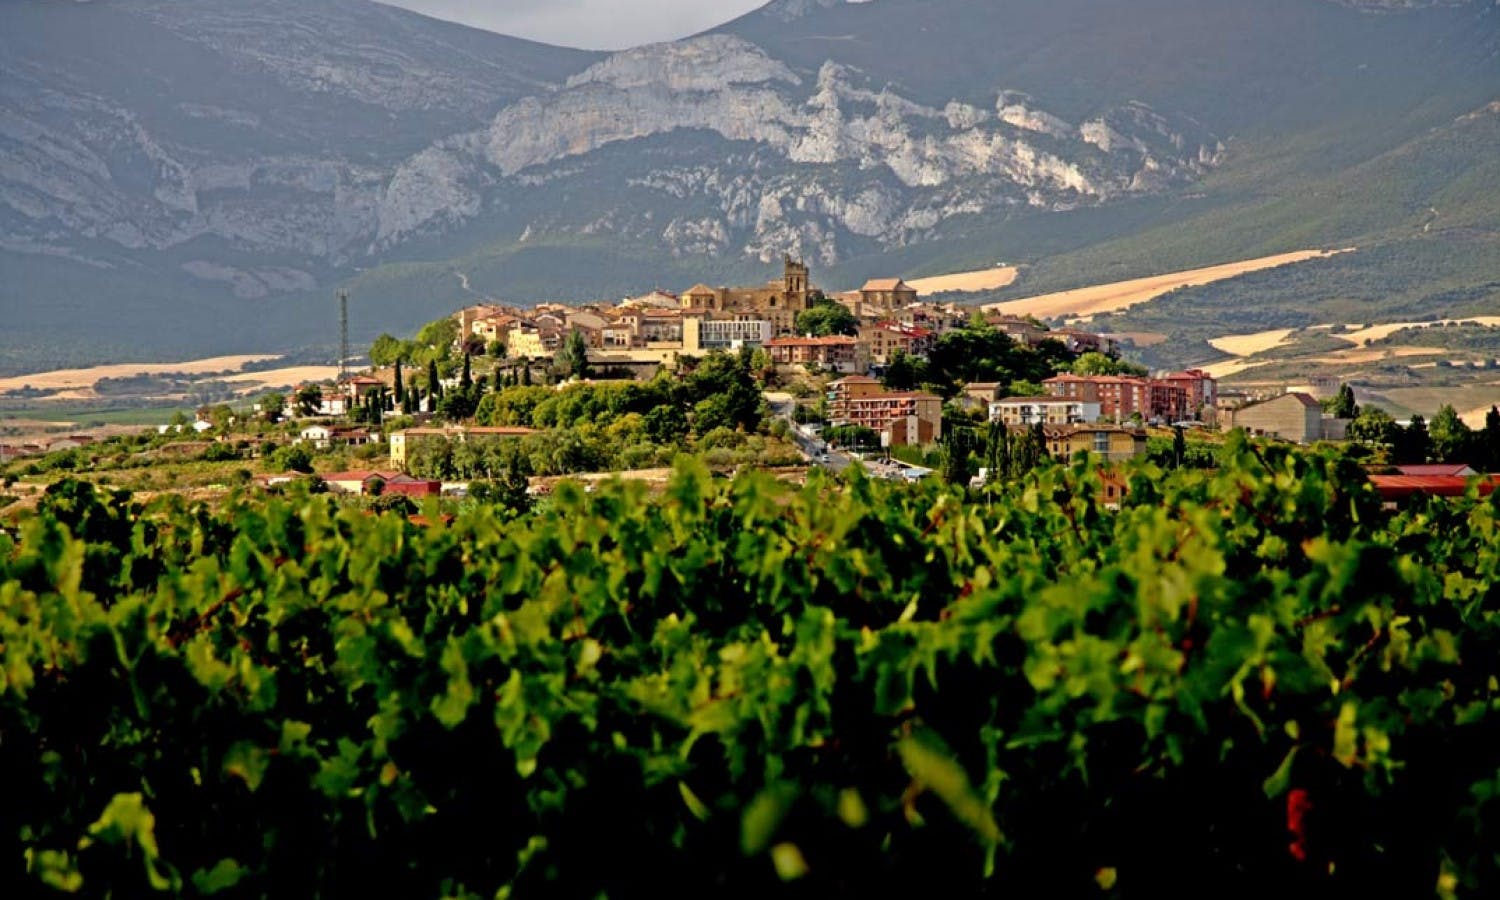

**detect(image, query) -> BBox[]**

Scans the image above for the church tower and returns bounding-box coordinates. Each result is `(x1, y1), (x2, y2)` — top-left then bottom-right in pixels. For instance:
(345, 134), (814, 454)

(783, 256), (810, 311)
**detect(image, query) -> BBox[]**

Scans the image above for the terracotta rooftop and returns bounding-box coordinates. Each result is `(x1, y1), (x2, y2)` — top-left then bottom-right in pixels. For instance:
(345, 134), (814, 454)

(861, 278), (914, 292)
(767, 335), (858, 346)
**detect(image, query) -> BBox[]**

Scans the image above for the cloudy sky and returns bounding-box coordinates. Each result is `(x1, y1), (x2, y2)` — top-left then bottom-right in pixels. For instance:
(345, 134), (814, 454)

(380, 1), (769, 50)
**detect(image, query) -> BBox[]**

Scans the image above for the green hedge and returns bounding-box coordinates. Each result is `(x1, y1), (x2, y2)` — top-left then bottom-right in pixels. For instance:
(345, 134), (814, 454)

(2, 436), (1498, 896)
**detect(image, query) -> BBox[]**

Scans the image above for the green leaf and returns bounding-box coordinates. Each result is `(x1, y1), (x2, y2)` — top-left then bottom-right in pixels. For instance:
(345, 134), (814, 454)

(896, 729), (1002, 846)
(741, 784), (797, 856)
(191, 859), (247, 895)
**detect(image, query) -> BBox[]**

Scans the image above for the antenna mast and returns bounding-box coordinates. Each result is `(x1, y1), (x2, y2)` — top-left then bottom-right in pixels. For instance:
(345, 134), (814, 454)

(337, 289), (349, 382)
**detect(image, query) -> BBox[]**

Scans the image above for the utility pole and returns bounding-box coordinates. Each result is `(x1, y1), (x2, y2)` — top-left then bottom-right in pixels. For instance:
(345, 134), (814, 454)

(337, 289), (349, 383)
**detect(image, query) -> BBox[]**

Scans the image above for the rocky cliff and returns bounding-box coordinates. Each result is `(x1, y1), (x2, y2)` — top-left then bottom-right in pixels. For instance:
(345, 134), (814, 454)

(1, 0), (1495, 367)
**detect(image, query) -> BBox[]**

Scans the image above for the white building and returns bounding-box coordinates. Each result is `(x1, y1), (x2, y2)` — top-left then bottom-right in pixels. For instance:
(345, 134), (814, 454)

(989, 396), (1102, 427)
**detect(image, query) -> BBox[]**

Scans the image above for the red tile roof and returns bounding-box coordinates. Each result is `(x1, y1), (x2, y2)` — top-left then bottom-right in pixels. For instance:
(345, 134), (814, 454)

(1393, 464), (1477, 477)
(766, 336), (858, 347)
(1369, 475), (1499, 500)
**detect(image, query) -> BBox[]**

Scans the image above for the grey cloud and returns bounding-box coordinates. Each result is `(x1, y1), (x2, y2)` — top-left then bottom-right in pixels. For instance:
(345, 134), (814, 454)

(378, 1), (768, 50)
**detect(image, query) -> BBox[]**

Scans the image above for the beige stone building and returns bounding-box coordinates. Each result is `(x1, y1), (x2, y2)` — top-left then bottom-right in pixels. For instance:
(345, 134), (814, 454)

(1228, 392), (1324, 443)
(680, 258), (814, 334)
(859, 278), (919, 315)
(1044, 425), (1148, 463)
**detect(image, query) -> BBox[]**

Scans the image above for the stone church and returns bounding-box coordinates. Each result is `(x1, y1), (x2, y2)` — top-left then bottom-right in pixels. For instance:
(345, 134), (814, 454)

(680, 257), (815, 335)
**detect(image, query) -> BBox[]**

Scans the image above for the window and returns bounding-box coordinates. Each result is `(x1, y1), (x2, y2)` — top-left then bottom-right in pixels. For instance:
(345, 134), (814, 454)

(1094, 432), (1111, 454)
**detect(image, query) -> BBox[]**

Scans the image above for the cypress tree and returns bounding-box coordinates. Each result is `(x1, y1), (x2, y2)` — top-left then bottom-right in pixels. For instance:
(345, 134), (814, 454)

(393, 360), (404, 407)
(461, 353), (473, 392)
(427, 359), (443, 400)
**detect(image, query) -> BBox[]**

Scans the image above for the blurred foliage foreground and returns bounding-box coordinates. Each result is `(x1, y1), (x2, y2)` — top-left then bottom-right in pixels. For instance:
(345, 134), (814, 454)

(2, 435), (1498, 898)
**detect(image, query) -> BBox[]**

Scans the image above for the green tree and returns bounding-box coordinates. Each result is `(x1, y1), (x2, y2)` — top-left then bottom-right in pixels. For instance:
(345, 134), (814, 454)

(1072, 352), (1147, 377)
(415, 317), (459, 354)
(1330, 383), (1359, 419)
(1429, 404), (1473, 463)
(270, 443), (313, 474)
(487, 339), (506, 358)
(1398, 414), (1432, 464)
(369, 333), (407, 368)
(883, 350), (924, 391)
(260, 392), (286, 423)
(1348, 407), (1401, 446)
(793, 300), (859, 337)
(427, 359), (443, 401)
(295, 384), (322, 417)
(564, 330), (591, 380)
(1483, 405), (1500, 472)
(460, 353), (473, 393)
(393, 360), (405, 408)
(940, 426), (977, 486)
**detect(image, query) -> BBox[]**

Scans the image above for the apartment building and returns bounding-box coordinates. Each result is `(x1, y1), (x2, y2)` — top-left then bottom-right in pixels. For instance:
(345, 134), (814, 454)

(828, 377), (944, 446)
(1044, 425), (1148, 463)
(1044, 375), (1190, 422)
(990, 396), (1103, 427)
(765, 335), (861, 372)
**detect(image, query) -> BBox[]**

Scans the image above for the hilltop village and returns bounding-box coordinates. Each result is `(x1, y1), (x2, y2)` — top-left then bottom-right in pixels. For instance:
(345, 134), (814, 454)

(324, 259), (1232, 478)
(4, 258), (1499, 518)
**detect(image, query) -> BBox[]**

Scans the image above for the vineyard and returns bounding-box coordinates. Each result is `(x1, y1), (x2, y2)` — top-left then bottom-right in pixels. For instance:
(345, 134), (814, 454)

(3, 435), (1499, 897)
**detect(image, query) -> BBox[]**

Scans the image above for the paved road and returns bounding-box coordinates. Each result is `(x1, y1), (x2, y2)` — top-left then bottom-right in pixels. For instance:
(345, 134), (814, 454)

(766, 394), (855, 473)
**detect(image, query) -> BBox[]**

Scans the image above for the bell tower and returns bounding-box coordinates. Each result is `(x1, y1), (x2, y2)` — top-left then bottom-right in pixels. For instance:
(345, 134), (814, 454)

(783, 255), (810, 310)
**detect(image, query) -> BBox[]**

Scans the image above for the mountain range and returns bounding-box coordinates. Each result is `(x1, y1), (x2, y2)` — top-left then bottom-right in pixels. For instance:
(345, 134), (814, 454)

(1, 0), (1497, 373)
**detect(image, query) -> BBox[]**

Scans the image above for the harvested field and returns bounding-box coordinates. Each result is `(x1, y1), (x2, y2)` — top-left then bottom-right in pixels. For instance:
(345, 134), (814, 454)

(1208, 328), (1297, 357)
(0, 355), (279, 394)
(984, 249), (1348, 319)
(221, 366), (342, 392)
(906, 265), (1018, 295)
(1303, 347), (1445, 365)
(1103, 332), (1170, 347)
(1334, 317), (1500, 347)
(1202, 357), (1270, 379)
(1377, 385), (1500, 425)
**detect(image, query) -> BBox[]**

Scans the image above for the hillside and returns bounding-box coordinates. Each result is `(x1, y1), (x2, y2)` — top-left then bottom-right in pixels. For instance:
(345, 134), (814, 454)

(1, 0), (1497, 374)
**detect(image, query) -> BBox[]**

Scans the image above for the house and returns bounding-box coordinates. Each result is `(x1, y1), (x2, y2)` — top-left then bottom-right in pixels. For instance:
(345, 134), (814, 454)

(985, 314), (1055, 348)
(953, 382), (1004, 414)
(1228, 392), (1325, 444)
(1052, 328), (1117, 355)
(566, 312), (610, 348)
(765, 335), (862, 372)
(321, 470), (405, 495)
(388, 426), (538, 469)
(990, 396), (1102, 427)
(298, 424), (377, 450)
(1043, 425), (1148, 463)
(859, 278), (919, 314)
(859, 322), (935, 364)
